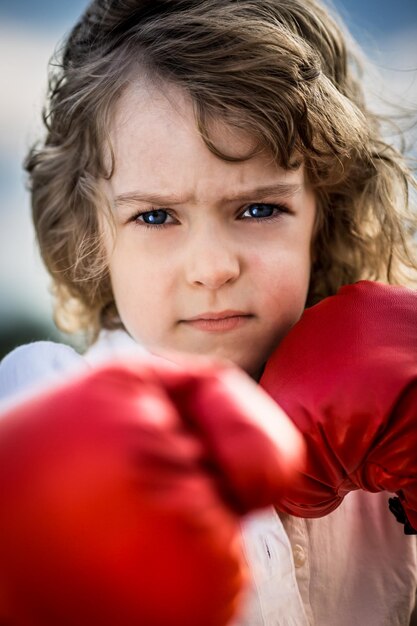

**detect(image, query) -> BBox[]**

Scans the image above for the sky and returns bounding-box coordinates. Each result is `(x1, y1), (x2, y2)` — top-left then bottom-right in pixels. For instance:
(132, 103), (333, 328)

(0, 0), (416, 34)
(0, 0), (416, 340)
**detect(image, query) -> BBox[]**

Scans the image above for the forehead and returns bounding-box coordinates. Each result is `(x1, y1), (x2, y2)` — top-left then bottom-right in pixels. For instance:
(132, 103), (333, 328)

(108, 79), (306, 200)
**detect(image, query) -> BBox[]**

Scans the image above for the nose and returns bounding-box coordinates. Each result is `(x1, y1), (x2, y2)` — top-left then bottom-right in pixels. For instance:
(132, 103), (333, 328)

(184, 223), (241, 290)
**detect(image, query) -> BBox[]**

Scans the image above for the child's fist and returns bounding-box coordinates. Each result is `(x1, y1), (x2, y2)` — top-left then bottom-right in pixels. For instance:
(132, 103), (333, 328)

(0, 358), (304, 626)
(261, 280), (417, 531)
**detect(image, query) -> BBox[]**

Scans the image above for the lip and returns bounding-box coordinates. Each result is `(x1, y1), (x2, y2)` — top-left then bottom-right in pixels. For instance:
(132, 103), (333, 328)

(182, 311), (253, 333)
(186, 310), (250, 321)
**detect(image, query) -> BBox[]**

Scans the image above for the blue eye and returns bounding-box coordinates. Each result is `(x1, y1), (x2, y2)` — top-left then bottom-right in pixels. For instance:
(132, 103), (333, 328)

(131, 202), (290, 230)
(241, 203), (288, 220)
(244, 204), (275, 218)
(139, 209), (169, 225)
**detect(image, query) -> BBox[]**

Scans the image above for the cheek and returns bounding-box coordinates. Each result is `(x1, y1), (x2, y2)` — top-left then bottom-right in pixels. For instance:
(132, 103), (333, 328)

(250, 244), (311, 339)
(109, 239), (164, 298)
(108, 247), (176, 341)
(252, 243), (311, 298)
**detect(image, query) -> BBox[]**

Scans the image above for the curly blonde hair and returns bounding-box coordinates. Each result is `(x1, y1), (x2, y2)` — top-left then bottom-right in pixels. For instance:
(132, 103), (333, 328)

(25, 0), (417, 342)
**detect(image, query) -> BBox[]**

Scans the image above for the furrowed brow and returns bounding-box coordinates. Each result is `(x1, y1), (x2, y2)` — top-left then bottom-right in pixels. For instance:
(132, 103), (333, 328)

(114, 191), (186, 209)
(223, 183), (302, 203)
(114, 182), (302, 209)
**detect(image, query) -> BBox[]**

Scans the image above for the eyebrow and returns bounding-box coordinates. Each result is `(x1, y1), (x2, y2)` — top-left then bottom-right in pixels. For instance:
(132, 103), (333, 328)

(114, 182), (302, 209)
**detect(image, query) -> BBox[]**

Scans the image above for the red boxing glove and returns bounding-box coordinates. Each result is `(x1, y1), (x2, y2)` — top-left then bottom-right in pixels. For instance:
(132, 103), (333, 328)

(0, 358), (304, 626)
(260, 280), (417, 532)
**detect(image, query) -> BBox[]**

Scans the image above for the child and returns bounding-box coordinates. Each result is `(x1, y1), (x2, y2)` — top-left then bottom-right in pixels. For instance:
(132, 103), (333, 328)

(1, 0), (417, 624)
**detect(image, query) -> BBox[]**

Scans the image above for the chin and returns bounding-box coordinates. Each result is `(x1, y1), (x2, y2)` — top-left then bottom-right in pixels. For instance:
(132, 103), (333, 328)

(226, 354), (264, 381)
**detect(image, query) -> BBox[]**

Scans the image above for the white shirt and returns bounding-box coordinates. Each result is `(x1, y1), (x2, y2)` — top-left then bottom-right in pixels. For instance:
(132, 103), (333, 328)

(1, 331), (416, 625)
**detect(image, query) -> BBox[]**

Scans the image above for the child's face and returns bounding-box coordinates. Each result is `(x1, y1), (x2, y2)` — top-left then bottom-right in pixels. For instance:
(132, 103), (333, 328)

(103, 81), (316, 378)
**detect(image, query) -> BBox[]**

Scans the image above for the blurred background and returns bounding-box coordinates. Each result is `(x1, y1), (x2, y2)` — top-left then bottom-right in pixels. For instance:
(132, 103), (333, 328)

(0, 0), (416, 359)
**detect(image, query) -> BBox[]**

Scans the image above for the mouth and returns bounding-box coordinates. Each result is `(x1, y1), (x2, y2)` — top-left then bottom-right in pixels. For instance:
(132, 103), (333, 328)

(181, 311), (253, 332)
